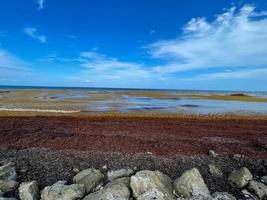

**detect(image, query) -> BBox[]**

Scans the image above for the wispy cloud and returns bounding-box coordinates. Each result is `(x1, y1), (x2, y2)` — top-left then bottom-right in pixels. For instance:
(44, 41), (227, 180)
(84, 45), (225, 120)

(37, 0), (45, 10)
(24, 27), (46, 43)
(0, 49), (31, 81)
(148, 4), (267, 78)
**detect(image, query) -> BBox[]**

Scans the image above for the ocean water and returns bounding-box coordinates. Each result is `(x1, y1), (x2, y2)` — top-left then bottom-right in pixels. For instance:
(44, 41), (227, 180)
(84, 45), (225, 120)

(1, 85), (267, 115)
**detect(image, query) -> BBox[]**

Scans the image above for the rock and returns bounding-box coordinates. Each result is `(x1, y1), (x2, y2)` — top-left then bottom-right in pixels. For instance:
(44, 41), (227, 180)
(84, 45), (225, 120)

(0, 180), (18, 193)
(107, 169), (134, 181)
(228, 167), (253, 188)
(136, 188), (174, 200)
(41, 181), (85, 200)
(241, 189), (258, 200)
(248, 180), (267, 199)
(130, 170), (174, 199)
(208, 150), (218, 158)
(261, 176), (267, 184)
(0, 163), (16, 181)
(19, 181), (39, 200)
(208, 164), (223, 177)
(173, 168), (210, 198)
(212, 192), (236, 200)
(73, 168), (103, 194)
(0, 198), (17, 200)
(83, 177), (130, 200)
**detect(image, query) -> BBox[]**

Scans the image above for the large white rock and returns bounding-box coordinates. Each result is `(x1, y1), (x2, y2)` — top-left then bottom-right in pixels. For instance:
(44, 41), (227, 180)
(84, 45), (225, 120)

(107, 169), (134, 181)
(248, 180), (267, 199)
(83, 177), (130, 200)
(130, 170), (174, 199)
(0, 163), (16, 181)
(228, 167), (253, 188)
(41, 181), (85, 200)
(173, 168), (210, 198)
(19, 181), (39, 200)
(73, 168), (103, 193)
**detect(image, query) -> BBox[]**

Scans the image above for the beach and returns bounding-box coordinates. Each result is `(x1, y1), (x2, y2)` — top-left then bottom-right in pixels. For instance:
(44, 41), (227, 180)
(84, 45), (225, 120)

(0, 87), (267, 199)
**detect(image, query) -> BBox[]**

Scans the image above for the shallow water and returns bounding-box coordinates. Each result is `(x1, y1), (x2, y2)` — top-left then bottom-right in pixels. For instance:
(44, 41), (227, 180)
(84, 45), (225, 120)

(1, 86), (267, 115)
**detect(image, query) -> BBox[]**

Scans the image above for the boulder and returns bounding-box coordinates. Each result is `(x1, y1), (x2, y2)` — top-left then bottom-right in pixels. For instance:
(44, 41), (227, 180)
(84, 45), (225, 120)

(0, 180), (18, 193)
(212, 192), (236, 200)
(107, 169), (134, 181)
(228, 167), (253, 188)
(83, 177), (130, 200)
(130, 170), (174, 199)
(261, 176), (267, 184)
(19, 181), (39, 200)
(73, 168), (103, 194)
(173, 168), (210, 198)
(0, 163), (16, 181)
(208, 164), (223, 178)
(41, 181), (85, 200)
(241, 189), (258, 200)
(248, 180), (267, 199)
(136, 188), (173, 200)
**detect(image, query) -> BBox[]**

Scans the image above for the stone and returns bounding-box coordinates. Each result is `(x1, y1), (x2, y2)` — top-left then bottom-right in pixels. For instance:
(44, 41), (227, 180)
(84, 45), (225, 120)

(173, 168), (210, 198)
(261, 175), (267, 184)
(208, 164), (223, 177)
(0, 180), (18, 193)
(228, 167), (253, 188)
(83, 177), (130, 200)
(130, 170), (174, 199)
(107, 169), (134, 181)
(19, 181), (39, 200)
(136, 188), (174, 200)
(248, 180), (267, 199)
(241, 189), (258, 200)
(41, 181), (85, 200)
(208, 150), (218, 158)
(73, 168), (104, 194)
(0, 163), (16, 181)
(212, 192), (236, 200)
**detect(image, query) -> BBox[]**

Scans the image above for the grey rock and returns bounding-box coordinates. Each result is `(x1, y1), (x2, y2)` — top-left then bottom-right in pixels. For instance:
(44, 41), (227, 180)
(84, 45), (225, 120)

(73, 168), (104, 194)
(107, 169), (134, 181)
(241, 189), (258, 200)
(228, 167), (253, 188)
(248, 180), (267, 199)
(0, 163), (16, 181)
(261, 176), (267, 184)
(173, 168), (210, 198)
(0, 180), (18, 193)
(212, 192), (236, 200)
(208, 165), (223, 178)
(41, 181), (85, 200)
(130, 170), (174, 199)
(83, 177), (130, 200)
(208, 150), (218, 158)
(136, 188), (174, 200)
(19, 181), (39, 200)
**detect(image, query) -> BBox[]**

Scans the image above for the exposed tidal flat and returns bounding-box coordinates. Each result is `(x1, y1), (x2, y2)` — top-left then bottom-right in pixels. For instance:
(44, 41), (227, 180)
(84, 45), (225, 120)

(1, 87), (267, 115)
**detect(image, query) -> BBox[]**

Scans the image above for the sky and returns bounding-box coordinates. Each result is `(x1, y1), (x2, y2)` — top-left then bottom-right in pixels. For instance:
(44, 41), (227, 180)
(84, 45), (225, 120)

(0, 0), (267, 91)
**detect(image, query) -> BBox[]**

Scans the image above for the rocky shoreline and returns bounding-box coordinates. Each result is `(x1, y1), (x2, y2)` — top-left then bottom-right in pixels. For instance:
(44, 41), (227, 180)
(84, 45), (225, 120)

(0, 148), (266, 200)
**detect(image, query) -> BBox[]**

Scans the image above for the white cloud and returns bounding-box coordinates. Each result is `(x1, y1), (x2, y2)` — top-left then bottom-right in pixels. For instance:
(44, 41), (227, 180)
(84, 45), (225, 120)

(37, 0), (45, 10)
(0, 49), (31, 81)
(185, 68), (267, 81)
(149, 4), (267, 76)
(24, 27), (46, 43)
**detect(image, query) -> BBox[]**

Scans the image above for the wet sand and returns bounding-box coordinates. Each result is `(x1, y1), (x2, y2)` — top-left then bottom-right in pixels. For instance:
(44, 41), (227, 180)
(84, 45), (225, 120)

(0, 115), (266, 158)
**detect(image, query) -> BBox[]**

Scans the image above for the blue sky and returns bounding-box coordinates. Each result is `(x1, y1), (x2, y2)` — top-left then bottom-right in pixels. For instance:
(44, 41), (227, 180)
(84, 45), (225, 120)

(0, 0), (267, 91)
